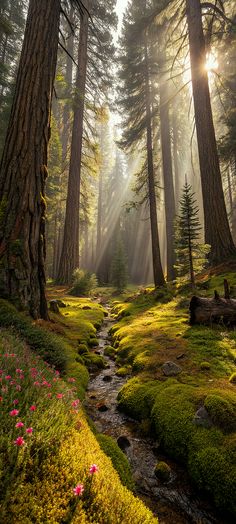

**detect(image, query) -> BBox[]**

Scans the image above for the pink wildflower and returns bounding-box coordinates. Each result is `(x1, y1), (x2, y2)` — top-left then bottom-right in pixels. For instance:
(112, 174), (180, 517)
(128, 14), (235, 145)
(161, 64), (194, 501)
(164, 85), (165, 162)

(16, 369), (23, 374)
(71, 399), (80, 408)
(26, 427), (33, 434)
(13, 399), (19, 405)
(15, 421), (24, 428)
(15, 384), (21, 391)
(0, 396), (3, 402)
(57, 393), (64, 399)
(0, 370), (3, 375)
(29, 405), (36, 411)
(34, 381), (40, 386)
(89, 464), (99, 474)
(47, 393), (52, 398)
(10, 409), (19, 416)
(14, 436), (25, 446)
(19, 374), (24, 380)
(73, 484), (84, 496)
(5, 375), (11, 380)
(68, 377), (76, 383)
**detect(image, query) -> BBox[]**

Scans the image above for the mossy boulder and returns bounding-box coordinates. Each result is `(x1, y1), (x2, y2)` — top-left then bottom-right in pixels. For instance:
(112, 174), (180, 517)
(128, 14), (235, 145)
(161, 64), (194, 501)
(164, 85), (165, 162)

(117, 378), (160, 420)
(82, 353), (105, 371)
(204, 394), (236, 432)
(104, 345), (116, 358)
(188, 445), (236, 516)
(116, 366), (132, 377)
(88, 337), (99, 347)
(97, 434), (135, 491)
(154, 462), (171, 482)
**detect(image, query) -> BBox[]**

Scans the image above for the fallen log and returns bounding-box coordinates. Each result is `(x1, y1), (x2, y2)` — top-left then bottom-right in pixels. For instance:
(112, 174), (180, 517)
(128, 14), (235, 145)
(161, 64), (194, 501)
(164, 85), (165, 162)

(189, 280), (236, 326)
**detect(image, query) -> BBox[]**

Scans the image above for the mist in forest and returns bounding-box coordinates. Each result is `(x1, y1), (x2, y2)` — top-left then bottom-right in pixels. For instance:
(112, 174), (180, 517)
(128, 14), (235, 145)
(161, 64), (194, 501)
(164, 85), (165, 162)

(0, 0), (236, 308)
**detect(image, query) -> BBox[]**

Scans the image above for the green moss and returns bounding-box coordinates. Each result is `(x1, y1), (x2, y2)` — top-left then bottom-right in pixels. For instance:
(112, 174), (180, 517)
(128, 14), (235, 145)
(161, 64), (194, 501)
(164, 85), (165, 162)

(82, 353), (105, 370)
(154, 462), (171, 482)
(151, 383), (198, 462)
(200, 361), (211, 370)
(118, 378), (161, 420)
(77, 343), (89, 355)
(204, 394), (236, 432)
(229, 372), (236, 384)
(96, 434), (135, 491)
(116, 365), (132, 377)
(104, 345), (116, 358)
(88, 337), (99, 347)
(0, 299), (68, 373)
(188, 446), (236, 516)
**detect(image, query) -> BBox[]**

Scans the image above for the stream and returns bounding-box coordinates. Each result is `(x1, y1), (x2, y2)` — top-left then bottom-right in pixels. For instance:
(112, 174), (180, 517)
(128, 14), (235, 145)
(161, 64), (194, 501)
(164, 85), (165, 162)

(85, 307), (231, 524)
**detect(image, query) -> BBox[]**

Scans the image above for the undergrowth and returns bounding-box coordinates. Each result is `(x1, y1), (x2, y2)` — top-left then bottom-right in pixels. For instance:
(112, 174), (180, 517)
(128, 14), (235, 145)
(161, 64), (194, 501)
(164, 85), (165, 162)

(112, 269), (236, 517)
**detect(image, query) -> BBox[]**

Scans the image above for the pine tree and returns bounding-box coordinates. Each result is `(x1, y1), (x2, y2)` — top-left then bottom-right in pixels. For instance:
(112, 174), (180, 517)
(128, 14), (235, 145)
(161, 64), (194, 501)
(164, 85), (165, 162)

(118, 0), (165, 287)
(111, 237), (128, 293)
(175, 181), (209, 287)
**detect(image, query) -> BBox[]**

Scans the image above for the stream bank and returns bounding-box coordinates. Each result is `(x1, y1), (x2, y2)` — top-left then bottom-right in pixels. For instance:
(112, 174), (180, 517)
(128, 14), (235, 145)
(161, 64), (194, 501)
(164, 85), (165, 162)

(85, 306), (230, 524)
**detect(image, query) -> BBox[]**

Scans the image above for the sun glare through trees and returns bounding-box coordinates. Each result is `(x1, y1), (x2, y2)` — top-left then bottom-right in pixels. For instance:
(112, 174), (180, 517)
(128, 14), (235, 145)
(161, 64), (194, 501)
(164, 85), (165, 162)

(0, 0), (236, 522)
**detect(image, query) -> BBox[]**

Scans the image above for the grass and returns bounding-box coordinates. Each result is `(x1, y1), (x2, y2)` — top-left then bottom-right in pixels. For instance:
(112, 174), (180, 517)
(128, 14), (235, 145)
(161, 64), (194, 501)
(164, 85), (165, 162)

(111, 269), (236, 517)
(0, 297), (157, 523)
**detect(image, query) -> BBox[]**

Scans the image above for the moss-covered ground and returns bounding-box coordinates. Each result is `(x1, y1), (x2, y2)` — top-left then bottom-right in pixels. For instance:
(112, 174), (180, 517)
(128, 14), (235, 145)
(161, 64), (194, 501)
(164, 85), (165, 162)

(0, 290), (157, 523)
(109, 269), (236, 518)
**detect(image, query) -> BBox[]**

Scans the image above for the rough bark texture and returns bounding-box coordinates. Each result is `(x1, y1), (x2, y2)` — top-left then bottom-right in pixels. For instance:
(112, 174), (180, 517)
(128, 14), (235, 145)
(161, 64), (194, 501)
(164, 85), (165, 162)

(159, 39), (176, 281)
(190, 294), (236, 326)
(57, 2), (89, 284)
(144, 33), (165, 287)
(0, 0), (61, 319)
(186, 0), (236, 263)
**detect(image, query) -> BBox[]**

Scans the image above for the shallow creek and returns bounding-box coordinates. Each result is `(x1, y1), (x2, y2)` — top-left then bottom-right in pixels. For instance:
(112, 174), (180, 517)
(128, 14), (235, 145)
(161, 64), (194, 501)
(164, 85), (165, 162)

(85, 308), (230, 524)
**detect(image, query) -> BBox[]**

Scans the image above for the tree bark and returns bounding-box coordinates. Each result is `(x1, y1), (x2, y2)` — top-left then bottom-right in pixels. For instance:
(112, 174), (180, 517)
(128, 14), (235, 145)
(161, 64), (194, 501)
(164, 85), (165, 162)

(190, 294), (236, 326)
(96, 128), (104, 264)
(158, 35), (176, 281)
(57, 2), (89, 284)
(144, 32), (165, 287)
(61, 5), (74, 166)
(172, 111), (180, 209)
(0, 0), (61, 319)
(186, 0), (236, 263)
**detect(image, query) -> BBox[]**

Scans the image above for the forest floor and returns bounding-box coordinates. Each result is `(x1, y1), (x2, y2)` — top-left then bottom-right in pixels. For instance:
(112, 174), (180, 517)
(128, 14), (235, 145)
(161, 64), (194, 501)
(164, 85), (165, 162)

(0, 292), (157, 523)
(107, 266), (236, 521)
(0, 268), (235, 522)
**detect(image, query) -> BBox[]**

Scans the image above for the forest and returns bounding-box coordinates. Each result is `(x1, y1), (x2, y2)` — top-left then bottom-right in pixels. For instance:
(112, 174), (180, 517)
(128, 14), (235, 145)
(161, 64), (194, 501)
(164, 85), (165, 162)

(0, 0), (236, 523)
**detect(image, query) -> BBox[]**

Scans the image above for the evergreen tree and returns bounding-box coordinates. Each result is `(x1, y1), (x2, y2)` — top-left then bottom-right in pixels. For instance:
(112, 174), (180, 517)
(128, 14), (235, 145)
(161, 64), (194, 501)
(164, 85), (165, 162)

(57, 0), (117, 284)
(111, 237), (128, 293)
(0, 0), (84, 319)
(175, 181), (209, 286)
(118, 0), (165, 287)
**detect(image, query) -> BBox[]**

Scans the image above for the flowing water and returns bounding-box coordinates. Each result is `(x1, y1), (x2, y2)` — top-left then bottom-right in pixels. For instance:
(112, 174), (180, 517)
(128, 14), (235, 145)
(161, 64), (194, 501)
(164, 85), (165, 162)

(85, 307), (232, 524)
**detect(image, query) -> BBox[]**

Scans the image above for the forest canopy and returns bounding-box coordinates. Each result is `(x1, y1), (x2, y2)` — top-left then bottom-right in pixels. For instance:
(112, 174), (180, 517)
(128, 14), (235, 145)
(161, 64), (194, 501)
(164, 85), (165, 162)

(0, 0), (235, 317)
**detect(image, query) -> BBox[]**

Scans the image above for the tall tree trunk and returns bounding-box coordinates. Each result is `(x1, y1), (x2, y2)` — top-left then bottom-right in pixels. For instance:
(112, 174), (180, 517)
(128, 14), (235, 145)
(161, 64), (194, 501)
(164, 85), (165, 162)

(96, 129), (104, 265)
(0, 0), (60, 319)
(61, 6), (74, 166)
(158, 36), (176, 281)
(186, 0), (236, 263)
(57, 2), (89, 284)
(172, 111), (180, 208)
(144, 33), (165, 287)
